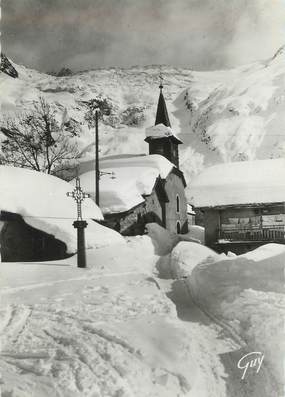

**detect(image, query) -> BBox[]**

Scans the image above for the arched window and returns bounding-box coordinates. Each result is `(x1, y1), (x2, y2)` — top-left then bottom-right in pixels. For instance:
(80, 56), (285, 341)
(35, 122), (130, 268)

(176, 195), (180, 213)
(176, 221), (181, 234)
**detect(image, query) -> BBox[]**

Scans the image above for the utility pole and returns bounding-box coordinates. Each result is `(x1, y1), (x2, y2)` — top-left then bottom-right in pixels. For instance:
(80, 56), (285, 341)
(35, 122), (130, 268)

(95, 110), (100, 206)
(94, 109), (115, 207)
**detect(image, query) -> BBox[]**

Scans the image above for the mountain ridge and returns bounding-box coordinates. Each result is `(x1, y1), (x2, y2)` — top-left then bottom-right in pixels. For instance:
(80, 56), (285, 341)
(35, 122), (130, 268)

(1, 48), (285, 197)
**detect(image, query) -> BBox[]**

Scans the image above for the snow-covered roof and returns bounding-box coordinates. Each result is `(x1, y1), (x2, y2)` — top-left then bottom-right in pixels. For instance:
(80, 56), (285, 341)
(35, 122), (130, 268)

(189, 158), (285, 207)
(0, 166), (106, 252)
(78, 154), (175, 214)
(145, 123), (182, 143)
(187, 204), (196, 215)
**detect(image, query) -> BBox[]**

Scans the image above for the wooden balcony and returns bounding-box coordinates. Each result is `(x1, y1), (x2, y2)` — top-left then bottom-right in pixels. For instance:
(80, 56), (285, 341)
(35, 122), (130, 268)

(218, 224), (285, 242)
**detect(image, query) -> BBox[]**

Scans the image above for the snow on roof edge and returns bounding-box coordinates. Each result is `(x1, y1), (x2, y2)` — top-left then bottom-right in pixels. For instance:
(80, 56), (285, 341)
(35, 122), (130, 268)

(190, 159), (285, 208)
(78, 154), (176, 214)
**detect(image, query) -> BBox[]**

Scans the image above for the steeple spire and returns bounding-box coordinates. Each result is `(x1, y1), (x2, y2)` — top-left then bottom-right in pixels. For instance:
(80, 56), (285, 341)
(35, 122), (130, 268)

(155, 71), (171, 127)
(145, 73), (182, 168)
(159, 71), (163, 92)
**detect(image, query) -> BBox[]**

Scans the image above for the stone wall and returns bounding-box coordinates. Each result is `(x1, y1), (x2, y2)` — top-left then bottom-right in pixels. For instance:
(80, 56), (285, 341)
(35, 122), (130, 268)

(164, 173), (188, 234)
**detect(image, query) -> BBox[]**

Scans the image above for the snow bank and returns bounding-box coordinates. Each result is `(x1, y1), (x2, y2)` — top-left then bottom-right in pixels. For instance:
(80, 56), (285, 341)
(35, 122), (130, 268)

(188, 243), (285, 306)
(175, 243), (285, 387)
(190, 158), (285, 207)
(221, 289), (285, 384)
(145, 223), (180, 255)
(0, 166), (123, 253)
(182, 225), (205, 244)
(171, 242), (217, 278)
(78, 154), (174, 214)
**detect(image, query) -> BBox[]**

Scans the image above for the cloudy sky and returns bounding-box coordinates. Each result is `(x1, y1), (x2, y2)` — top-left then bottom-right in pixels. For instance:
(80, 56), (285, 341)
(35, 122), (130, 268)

(1, 0), (285, 72)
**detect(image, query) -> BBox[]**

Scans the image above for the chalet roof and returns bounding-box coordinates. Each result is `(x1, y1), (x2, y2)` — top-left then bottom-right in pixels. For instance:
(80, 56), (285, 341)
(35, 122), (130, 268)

(78, 154), (184, 214)
(189, 158), (285, 208)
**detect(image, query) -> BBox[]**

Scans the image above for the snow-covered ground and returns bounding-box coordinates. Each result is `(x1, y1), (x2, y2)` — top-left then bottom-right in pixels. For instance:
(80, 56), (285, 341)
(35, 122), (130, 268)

(1, 222), (282, 396)
(170, 242), (285, 395)
(0, 235), (229, 397)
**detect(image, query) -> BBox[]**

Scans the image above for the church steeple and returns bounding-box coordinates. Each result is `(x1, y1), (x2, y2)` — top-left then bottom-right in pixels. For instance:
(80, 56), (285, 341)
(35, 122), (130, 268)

(145, 74), (182, 169)
(155, 76), (171, 127)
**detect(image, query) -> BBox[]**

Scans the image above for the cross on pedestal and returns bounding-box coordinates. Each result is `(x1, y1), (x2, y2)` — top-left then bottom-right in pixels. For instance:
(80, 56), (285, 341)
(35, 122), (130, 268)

(67, 177), (90, 268)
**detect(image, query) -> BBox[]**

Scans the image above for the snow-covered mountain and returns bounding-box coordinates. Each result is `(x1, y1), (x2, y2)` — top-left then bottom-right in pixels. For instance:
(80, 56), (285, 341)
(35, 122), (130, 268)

(1, 47), (285, 196)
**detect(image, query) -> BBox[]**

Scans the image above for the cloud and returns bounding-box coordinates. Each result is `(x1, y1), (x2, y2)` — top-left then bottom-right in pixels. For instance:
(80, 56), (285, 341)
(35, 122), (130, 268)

(1, 0), (284, 72)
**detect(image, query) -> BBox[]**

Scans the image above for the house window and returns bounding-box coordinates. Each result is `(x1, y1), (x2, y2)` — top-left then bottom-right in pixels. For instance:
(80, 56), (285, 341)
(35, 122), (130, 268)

(176, 221), (181, 234)
(176, 195), (180, 213)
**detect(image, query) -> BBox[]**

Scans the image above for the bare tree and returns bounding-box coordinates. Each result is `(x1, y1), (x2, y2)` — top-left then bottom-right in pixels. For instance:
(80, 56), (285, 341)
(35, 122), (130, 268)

(0, 97), (79, 176)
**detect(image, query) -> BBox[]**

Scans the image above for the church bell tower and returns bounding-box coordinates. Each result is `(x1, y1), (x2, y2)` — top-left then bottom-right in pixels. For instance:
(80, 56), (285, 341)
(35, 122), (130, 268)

(145, 78), (182, 168)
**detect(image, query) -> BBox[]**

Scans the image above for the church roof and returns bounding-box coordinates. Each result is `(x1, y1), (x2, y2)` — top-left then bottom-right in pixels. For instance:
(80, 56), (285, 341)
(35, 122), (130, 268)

(78, 154), (179, 214)
(155, 88), (171, 127)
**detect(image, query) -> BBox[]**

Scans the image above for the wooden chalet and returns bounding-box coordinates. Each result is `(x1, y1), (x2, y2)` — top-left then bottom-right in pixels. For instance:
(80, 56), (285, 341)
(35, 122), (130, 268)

(190, 159), (285, 254)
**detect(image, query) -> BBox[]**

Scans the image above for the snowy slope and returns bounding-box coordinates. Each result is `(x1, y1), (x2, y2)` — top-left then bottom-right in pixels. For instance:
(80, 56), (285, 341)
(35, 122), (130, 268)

(1, 47), (285, 198)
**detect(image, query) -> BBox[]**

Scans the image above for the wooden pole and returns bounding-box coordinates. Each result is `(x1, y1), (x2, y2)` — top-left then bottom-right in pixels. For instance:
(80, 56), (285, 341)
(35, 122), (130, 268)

(95, 110), (100, 206)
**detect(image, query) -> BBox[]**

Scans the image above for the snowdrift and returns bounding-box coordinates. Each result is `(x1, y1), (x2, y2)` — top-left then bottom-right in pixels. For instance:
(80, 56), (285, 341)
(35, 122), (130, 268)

(0, 166), (123, 253)
(171, 243), (285, 387)
(146, 223), (180, 255)
(170, 242), (217, 278)
(187, 225), (205, 244)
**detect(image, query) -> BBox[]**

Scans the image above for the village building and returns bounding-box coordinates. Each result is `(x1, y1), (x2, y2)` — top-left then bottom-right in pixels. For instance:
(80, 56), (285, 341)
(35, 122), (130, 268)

(190, 159), (285, 254)
(79, 83), (188, 236)
(0, 166), (103, 262)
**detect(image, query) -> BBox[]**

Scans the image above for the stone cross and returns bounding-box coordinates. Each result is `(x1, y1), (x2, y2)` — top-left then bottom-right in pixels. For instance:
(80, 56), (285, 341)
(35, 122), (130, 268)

(67, 177), (90, 268)
(67, 177), (90, 220)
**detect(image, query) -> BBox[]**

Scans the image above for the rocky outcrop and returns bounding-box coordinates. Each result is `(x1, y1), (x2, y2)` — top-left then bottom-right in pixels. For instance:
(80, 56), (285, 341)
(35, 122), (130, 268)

(0, 53), (18, 78)
(57, 67), (73, 77)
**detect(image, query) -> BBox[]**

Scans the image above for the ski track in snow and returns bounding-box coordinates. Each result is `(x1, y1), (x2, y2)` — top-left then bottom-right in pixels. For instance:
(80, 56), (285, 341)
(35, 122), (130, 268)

(157, 257), (279, 397)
